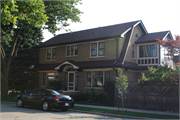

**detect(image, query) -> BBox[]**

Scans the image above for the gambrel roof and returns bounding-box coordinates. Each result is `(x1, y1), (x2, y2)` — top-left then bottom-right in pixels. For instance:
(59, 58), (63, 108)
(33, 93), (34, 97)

(38, 20), (147, 48)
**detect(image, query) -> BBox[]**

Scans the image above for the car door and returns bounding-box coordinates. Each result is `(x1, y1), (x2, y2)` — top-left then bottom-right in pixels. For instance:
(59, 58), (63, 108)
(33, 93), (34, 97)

(33, 90), (46, 107)
(22, 94), (33, 106)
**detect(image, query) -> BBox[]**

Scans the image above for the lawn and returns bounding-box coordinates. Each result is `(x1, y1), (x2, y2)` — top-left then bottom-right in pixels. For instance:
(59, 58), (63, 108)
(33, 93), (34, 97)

(72, 106), (179, 119)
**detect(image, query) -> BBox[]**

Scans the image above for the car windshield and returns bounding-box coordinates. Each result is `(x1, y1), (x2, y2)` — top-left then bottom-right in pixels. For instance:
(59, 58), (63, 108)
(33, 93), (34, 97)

(47, 90), (60, 95)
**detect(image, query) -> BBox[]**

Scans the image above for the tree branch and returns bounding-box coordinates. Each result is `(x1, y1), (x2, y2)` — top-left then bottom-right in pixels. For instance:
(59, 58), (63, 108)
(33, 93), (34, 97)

(10, 37), (18, 56)
(1, 45), (6, 59)
(14, 39), (22, 57)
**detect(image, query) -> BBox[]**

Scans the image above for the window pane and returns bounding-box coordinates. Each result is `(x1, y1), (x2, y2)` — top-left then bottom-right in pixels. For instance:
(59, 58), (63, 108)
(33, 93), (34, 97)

(75, 45), (78, 55)
(93, 76), (103, 87)
(145, 45), (151, 57)
(132, 45), (134, 58)
(91, 43), (97, 56)
(67, 46), (70, 56)
(93, 71), (103, 75)
(87, 72), (91, 87)
(71, 45), (74, 55)
(48, 76), (54, 81)
(139, 46), (144, 58)
(52, 48), (56, 60)
(105, 71), (110, 82)
(98, 42), (105, 56)
(69, 73), (74, 82)
(43, 73), (46, 86)
(47, 48), (51, 60)
(152, 44), (157, 57)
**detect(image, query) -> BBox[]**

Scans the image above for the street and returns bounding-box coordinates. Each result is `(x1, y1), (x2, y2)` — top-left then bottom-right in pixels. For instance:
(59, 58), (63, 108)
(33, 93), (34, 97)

(1, 101), (129, 120)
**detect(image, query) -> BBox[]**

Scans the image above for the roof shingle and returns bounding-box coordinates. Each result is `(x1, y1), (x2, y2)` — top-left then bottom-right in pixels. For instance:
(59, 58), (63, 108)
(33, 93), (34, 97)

(135, 31), (170, 44)
(38, 20), (141, 48)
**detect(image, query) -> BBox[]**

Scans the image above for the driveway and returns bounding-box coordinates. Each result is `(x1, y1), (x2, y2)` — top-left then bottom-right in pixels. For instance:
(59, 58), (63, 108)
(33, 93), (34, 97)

(1, 101), (128, 120)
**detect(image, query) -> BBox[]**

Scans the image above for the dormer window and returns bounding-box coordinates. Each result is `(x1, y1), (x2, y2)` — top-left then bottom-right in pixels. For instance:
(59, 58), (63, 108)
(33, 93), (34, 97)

(138, 44), (158, 65)
(139, 44), (157, 58)
(135, 33), (139, 40)
(132, 45), (135, 58)
(46, 48), (56, 60)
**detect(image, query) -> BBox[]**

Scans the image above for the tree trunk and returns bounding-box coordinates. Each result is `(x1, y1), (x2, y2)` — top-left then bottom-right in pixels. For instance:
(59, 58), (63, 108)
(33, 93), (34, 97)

(1, 61), (11, 97)
(122, 93), (124, 111)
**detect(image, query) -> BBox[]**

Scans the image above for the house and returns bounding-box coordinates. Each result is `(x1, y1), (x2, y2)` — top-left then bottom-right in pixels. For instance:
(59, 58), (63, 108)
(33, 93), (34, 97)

(37, 20), (173, 95)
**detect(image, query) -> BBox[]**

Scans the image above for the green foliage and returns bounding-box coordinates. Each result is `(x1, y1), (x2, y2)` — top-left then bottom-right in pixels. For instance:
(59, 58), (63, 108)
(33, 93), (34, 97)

(46, 80), (62, 90)
(137, 64), (179, 86)
(115, 69), (129, 94)
(8, 47), (39, 92)
(1, 0), (48, 27)
(43, 0), (83, 35)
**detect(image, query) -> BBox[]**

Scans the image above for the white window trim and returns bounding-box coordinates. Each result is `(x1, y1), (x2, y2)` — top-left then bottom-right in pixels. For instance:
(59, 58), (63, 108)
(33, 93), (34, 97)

(137, 43), (159, 66)
(86, 71), (105, 89)
(66, 44), (78, 57)
(67, 71), (75, 91)
(46, 47), (56, 61)
(90, 42), (105, 58)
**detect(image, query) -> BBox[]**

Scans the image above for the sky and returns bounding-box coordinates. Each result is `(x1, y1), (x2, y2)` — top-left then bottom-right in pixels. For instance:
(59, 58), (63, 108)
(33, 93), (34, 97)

(42, 0), (180, 42)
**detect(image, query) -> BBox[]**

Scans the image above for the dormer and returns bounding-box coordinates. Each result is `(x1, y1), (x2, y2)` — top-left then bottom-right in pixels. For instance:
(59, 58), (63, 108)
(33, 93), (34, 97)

(135, 31), (173, 66)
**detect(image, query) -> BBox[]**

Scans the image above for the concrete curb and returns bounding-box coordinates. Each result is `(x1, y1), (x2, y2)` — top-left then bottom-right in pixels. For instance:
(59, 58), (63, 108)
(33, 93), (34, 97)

(69, 109), (155, 119)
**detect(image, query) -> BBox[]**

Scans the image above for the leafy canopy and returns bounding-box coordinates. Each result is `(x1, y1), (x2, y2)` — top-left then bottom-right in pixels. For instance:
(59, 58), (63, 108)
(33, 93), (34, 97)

(156, 35), (180, 60)
(115, 69), (129, 94)
(1, 0), (48, 27)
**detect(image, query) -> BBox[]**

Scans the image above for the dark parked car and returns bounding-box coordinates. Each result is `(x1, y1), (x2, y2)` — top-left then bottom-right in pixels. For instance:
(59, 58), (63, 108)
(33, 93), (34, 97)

(16, 89), (74, 111)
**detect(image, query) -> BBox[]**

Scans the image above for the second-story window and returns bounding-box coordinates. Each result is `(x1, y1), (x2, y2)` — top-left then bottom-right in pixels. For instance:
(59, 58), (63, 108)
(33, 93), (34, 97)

(66, 45), (78, 56)
(139, 44), (157, 58)
(46, 48), (56, 60)
(91, 42), (105, 57)
(132, 45), (135, 58)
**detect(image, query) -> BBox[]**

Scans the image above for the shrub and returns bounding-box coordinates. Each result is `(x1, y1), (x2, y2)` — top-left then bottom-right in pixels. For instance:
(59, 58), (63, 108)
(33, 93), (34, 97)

(46, 80), (62, 90)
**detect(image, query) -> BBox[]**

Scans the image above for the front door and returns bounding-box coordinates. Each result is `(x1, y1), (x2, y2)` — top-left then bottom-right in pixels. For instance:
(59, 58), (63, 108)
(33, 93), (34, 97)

(68, 72), (75, 91)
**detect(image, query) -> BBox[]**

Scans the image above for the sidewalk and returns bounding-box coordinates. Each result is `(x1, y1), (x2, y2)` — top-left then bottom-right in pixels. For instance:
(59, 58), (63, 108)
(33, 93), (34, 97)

(75, 104), (179, 116)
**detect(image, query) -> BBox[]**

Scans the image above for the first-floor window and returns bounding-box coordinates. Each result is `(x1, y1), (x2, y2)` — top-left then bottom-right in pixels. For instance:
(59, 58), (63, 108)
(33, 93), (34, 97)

(86, 71), (110, 87)
(42, 73), (57, 86)
(93, 71), (103, 87)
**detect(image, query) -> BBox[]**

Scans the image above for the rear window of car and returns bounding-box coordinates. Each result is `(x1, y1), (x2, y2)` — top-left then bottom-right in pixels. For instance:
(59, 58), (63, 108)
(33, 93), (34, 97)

(47, 90), (60, 95)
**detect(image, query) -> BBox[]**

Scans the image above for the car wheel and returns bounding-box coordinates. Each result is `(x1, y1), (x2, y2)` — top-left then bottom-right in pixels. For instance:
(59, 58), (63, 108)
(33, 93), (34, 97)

(61, 108), (68, 112)
(42, 101), (50, 111)
(16, 98), (24, 107)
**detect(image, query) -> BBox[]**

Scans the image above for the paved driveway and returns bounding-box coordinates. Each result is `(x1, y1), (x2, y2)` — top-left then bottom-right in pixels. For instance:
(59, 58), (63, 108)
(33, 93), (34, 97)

(1, 101), (128, 120)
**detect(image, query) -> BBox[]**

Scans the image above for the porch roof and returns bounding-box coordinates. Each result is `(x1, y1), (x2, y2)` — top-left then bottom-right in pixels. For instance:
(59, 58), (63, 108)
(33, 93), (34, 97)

(36, 60), (156, 71)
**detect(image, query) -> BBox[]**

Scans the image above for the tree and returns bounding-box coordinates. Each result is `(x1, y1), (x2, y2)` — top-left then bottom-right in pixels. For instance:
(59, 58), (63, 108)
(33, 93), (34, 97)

(9, 47), (40, 93)
(156, 35), (180, 60)
(1, 0), (83, 97)
(115, 69), (129, 111)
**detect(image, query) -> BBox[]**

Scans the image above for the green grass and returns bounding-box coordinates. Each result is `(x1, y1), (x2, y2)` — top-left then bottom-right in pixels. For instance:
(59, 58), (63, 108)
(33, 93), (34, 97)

(1, 95), (17, 102)
(76, 101), (108, 106)
(72, 106), (179, 119)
